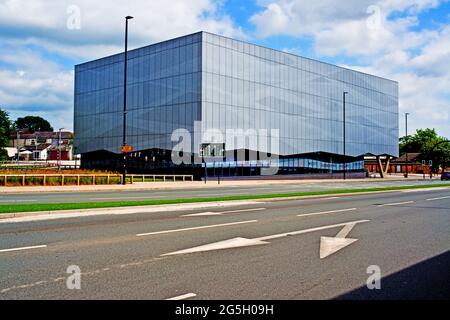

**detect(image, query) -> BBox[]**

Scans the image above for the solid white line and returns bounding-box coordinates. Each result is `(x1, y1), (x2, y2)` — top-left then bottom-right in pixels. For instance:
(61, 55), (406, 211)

(377, 201), (415, 207)
(427, 196), (450, 201)
(136, 220), (258, 237)
(297, 208), (357, 217)
(166, 293), (197, 300)
(0, 245), (47, 253)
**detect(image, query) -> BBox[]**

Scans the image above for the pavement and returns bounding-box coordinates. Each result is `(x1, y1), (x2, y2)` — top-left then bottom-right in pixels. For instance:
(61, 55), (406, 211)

(0, 178), (447, 205)
(0, 186), (449, 299)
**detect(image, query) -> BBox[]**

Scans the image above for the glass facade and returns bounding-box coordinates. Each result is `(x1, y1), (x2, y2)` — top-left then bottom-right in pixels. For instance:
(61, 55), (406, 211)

(74, 31), (399, 176)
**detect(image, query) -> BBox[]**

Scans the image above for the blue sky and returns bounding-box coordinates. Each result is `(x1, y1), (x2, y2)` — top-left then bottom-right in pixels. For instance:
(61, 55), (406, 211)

(0, 0), (449, 138)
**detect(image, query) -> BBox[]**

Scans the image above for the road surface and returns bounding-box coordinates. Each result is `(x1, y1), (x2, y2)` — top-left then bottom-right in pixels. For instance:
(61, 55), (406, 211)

(0, 187), (449, 299)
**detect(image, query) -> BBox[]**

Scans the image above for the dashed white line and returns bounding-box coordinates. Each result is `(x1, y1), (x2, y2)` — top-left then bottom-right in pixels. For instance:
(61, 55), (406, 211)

(297, 208), (357, 217)
(136, 220), (258, 237)
(426, 196), (450, 201)
(377, 201), (415, 207)
(166, 293), (197, 300)
(182, 208), (266, 217)
(0, 245), (47, 253)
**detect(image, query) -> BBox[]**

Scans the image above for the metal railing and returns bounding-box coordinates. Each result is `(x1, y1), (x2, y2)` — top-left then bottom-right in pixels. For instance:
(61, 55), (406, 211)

(0, 174), (194, 187)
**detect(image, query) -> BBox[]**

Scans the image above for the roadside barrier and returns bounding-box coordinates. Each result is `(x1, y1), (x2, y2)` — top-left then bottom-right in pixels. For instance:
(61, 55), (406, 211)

(0, 174), (194, 187)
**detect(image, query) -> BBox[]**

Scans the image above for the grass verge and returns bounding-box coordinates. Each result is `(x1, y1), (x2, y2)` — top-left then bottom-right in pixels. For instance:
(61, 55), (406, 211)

(1, 183), (449, 215)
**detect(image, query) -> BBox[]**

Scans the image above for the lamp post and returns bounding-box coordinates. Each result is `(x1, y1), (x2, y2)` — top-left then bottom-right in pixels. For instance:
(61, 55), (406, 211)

(343, 91), (348, 180)
(122, 15), (134, 185)
(405, 113), (410, 178)
(16, 130), (22, 164)
(58, 128), (64, 171)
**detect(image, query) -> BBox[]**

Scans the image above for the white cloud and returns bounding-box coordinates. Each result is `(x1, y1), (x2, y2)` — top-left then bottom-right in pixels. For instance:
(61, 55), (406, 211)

(250, 0), (450, 137)
(0, 0), (243, 130)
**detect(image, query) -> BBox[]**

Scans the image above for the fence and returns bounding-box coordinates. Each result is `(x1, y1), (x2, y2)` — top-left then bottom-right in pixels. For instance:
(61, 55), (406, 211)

(0, 174), (194, 187)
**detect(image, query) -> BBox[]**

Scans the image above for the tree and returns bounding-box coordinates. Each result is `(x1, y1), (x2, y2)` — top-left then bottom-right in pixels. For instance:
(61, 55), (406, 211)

(14, 116), (53, 133)
(400, 129), (450, 173)
(0, 108), (12, 161)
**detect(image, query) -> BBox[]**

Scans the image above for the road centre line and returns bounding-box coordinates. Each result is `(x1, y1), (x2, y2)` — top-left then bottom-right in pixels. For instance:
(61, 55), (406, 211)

(377, 201), (415, 207)
(182, 208), (266, 217)
(297, 208), (357, 217)
(426, 196), (450, 201)
(136, 220), (258, 237)
(0, 245), (47, 254)
(166, 293), (197, 300)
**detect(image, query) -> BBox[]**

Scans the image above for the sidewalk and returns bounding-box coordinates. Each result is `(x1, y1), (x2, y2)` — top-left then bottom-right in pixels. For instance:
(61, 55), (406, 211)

(0, 176), (434, 194)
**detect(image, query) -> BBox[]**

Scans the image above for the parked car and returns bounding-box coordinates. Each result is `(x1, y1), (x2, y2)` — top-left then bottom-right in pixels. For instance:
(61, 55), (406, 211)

(441, 172), (450, 181)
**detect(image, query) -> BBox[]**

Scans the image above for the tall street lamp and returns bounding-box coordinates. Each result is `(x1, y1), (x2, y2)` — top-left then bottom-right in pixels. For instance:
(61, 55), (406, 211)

(122, 15), (134, 185)
(58, 128), (64, 171)
(405, 113), (410, 178)
(343, 91), (349, 180)
(16, 130), (22, 164)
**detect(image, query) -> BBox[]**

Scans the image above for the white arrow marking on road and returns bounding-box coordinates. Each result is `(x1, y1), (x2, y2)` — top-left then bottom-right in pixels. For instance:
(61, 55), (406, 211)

(161, 220), (369, 257)
(161, 238), (270, 256)
(319, 222), (359, 259)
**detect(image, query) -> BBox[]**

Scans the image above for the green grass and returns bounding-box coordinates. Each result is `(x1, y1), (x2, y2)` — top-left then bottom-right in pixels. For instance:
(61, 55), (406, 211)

(1, 183), (449, 215)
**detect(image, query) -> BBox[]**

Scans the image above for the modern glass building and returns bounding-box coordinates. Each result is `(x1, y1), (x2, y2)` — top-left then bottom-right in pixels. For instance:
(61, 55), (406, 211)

(74, 31), (399, 178)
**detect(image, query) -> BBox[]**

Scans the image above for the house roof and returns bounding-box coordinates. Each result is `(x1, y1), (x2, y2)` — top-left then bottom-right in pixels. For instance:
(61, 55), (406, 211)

(395, 153), (421, 163)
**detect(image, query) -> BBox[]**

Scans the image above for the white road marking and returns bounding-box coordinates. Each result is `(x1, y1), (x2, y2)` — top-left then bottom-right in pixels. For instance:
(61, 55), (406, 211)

(377, 201), (415, 207)
(162, 220), (370, 256)
(323, 197), (341, 200)
(426, 196), (450, 201)
(162, 238), (269, 256)
(320, 222), (359, 259)
(320, 237), (358, 259)
(0, 245), (47, 253)
(166, 293), (197, 300)
(136, 220), (258, 237)
(297, 208), (357, 217)
(256, 220), (369, 242)
(182, 208), (266, 217)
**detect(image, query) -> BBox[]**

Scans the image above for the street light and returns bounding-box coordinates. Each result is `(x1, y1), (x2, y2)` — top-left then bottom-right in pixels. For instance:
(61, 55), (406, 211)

(405, 113), (410, 178)
(16, 130), (23, 164)
(58, 128), (64, 171)
(343, 91), (349, 180)
(122, 15), (134, 185)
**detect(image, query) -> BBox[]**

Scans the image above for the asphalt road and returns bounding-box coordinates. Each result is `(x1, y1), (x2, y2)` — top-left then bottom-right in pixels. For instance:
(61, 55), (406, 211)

(0, 179), (447, 204)
(0, 187), (449, 300)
